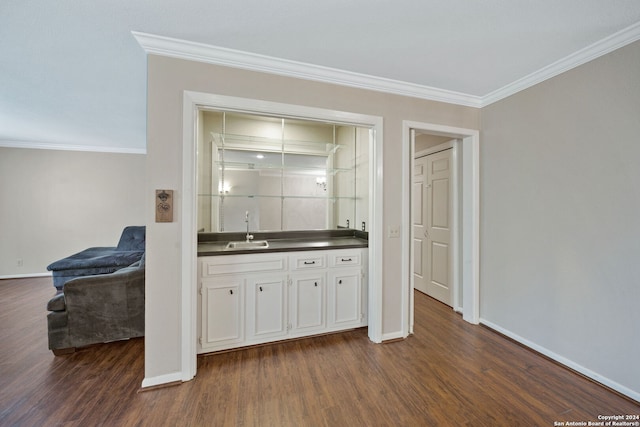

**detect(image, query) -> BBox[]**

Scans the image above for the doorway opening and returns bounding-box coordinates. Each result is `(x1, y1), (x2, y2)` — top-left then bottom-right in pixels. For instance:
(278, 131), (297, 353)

(181, 92), (384, 381)
(413, 136), (456, 307)
(401, 121), (479, 336)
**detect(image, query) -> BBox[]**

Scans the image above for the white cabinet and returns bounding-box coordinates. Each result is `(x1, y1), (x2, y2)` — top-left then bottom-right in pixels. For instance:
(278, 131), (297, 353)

(288, 252), (326, 335)
(200, 278), (244, 350)
(328, 270), (363, 327)
(198, 252), (286, 353)
(327, 249), (366, 329)
(290, 273), (325, 334)
(246, 274), (288, 341)
(197, 248), (367, 354)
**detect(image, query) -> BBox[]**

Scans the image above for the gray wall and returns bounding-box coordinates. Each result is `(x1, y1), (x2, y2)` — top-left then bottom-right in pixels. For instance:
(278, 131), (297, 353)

(0, 147), (145, 277)
(480, 41), (640, 395)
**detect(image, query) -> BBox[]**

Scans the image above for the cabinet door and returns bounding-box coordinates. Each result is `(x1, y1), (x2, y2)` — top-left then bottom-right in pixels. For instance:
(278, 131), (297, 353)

(290, 273), (325, 334)
(246, 275), (288, 341)
(200, 278), (244, 350)
(328, 269), (363, 328)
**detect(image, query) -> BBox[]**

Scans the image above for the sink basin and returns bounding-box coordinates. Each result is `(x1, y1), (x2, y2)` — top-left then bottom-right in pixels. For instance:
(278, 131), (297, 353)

(225, 240), (269, 249)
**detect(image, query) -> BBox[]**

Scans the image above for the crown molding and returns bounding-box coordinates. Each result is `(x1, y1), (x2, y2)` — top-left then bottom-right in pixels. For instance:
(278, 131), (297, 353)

(132, 31), (483, 108)
(481, 21), (640, 106)
(0, 139), (146, 154)
(133, 21), (640, 111)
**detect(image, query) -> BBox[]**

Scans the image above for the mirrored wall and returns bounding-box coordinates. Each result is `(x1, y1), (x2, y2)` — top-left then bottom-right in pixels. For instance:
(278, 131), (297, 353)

(197, 110), (370, 233)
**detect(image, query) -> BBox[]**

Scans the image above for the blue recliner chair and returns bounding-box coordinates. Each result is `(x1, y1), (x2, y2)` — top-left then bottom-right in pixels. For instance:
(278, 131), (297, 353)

(47, 226), (145, 291)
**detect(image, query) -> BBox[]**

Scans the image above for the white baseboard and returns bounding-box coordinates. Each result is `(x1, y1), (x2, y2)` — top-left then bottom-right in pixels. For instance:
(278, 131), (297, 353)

(381, 331), (406, 341)
(141, 371), (184, 389)
(0, 272), (52, 280)
(480, 318), (640, 403)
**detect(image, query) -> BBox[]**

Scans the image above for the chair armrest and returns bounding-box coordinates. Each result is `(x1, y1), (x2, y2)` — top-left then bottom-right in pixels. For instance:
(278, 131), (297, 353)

(47, 293), (66, 311)
(62, 268), (145, 345)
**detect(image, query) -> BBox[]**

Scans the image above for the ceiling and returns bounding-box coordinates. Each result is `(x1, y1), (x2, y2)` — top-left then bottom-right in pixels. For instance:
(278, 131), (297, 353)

(2, 1), (640, 152)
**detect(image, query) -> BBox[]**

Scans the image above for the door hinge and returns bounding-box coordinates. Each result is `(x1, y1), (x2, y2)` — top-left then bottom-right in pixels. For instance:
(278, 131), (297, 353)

(198, 337), (203, 345)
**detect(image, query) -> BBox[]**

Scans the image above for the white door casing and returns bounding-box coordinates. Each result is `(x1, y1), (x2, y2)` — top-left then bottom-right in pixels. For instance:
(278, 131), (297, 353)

(403, 120), (480, 337)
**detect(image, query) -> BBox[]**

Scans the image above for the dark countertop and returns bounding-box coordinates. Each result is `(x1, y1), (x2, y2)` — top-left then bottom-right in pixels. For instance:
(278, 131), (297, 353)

(198, 229), (368, 256)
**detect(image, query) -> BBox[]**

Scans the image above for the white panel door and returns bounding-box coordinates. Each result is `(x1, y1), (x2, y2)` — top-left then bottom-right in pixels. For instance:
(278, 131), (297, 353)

(416, 149), (453, 306)
(413, 156), (429, 295)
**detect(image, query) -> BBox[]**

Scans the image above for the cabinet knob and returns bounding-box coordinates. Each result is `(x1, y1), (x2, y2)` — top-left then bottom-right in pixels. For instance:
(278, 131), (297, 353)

(341, 258), (352, 262)
(314, 282), (318, 287)
(229, 289), (233, 295)
(304, 261), (316, 265)
(338, 279), (342, 284)
(259, 286), (263, 292)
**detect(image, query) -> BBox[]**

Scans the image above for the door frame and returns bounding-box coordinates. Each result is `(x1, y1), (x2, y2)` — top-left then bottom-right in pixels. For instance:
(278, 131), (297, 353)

(402, 121), (479, 335)
(182, 91), (384, 381)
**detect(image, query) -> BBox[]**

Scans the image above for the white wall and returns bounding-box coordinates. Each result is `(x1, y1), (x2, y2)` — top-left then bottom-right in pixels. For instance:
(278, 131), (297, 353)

(0, 147), (145, 278)
(480, 40), (640, 398)
(144, 55), (480, 383)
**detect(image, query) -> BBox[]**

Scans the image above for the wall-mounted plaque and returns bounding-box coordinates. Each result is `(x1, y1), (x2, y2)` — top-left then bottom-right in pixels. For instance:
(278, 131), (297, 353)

(156, 189), (174, 222)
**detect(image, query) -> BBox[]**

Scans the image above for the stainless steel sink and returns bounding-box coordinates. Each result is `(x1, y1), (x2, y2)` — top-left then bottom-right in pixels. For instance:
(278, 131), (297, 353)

(225, 240), (269, 249)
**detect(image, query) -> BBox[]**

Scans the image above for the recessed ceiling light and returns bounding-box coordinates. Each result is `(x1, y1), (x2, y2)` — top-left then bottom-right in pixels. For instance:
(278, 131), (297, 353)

(256, 154), (264, 159)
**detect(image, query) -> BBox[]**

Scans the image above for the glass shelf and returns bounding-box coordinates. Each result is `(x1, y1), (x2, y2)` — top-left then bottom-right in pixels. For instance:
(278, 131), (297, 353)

(214, 161), (353, 175)
(212, 132), (344, 155)
(198, 194), (358, 201)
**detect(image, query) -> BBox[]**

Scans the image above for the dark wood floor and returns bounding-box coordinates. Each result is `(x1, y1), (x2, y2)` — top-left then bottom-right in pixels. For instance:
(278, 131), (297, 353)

(1, 277), (638, 426)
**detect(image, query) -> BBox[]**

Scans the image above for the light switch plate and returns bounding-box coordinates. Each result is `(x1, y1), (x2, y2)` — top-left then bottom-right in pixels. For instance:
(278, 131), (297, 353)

(388, 225), (400, 238)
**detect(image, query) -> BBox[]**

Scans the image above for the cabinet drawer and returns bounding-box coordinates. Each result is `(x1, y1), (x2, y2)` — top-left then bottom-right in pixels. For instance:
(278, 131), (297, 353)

(328, 251), (362, 267)
(290, 253), (326, 270)
(201, 254), (287, 277)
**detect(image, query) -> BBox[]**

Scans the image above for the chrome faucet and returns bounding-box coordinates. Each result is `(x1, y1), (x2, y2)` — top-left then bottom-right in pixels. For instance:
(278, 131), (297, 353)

(245, 211), (254, 242)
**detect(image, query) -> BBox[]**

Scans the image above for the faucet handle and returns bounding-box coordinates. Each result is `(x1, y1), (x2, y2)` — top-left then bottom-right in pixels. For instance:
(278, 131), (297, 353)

(245, 211), (253, 241)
